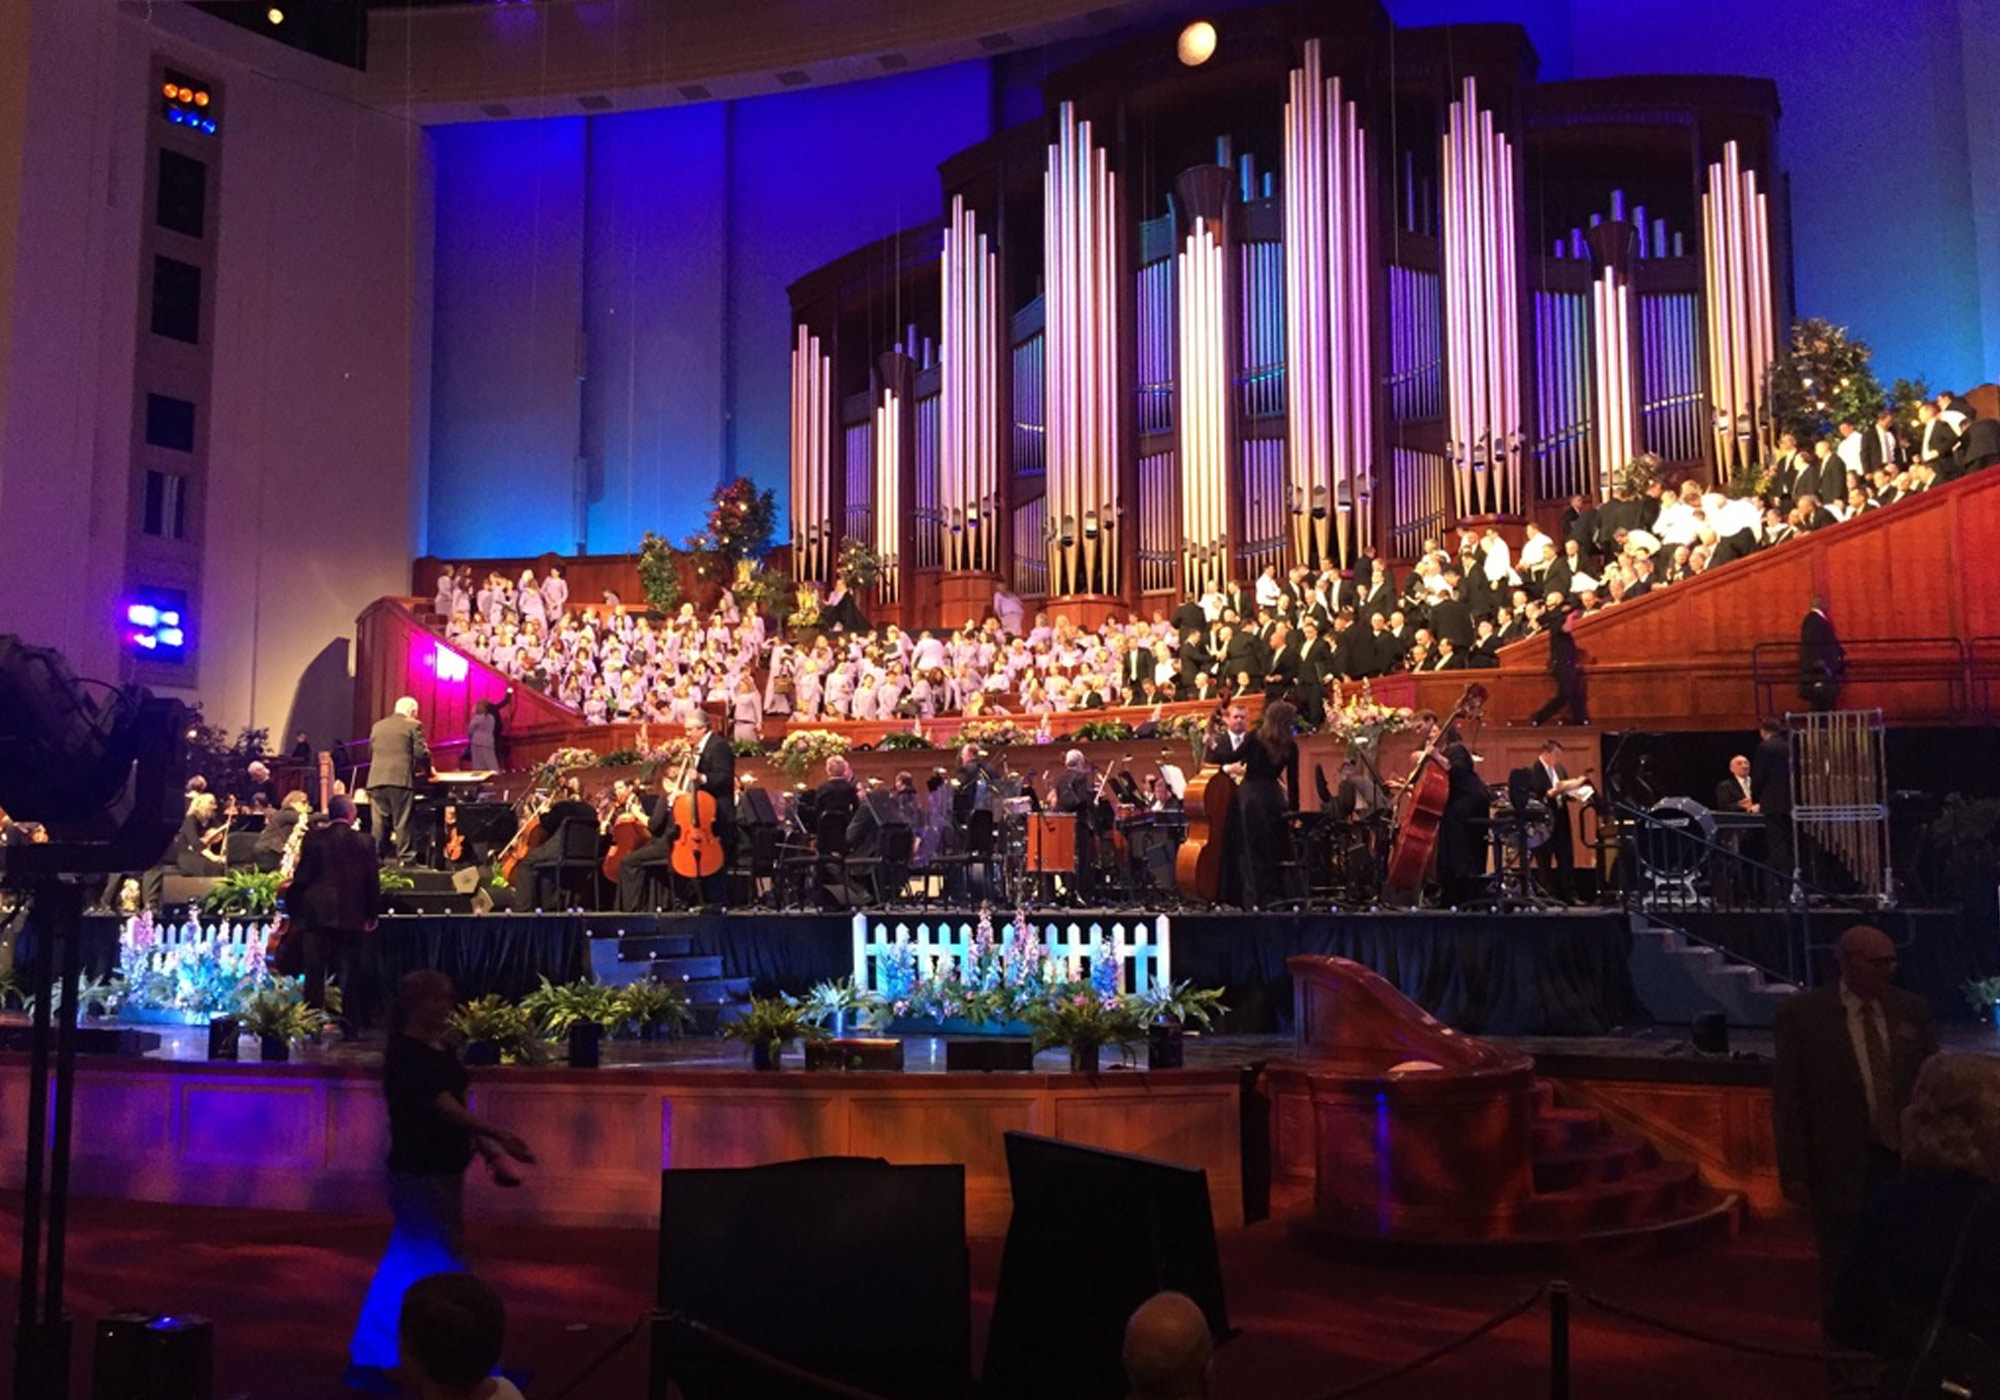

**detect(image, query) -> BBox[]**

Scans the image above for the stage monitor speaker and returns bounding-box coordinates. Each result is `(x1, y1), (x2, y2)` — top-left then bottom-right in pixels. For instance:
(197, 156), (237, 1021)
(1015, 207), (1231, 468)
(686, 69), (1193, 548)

(651, 1158), (970, 1400)
(1691, 1010), (1730, 1055)
(982, 1131), (1228, 1400)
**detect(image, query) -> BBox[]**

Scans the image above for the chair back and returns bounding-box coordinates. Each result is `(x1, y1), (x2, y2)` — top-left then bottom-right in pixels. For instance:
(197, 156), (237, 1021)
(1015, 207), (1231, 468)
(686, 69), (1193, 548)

(557, 818), (600, 860)
(815, 808), (848, 858)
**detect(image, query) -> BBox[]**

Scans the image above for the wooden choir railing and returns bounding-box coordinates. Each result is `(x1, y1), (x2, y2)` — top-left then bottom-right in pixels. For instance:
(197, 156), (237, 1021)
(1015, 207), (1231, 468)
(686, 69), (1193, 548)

(1381, 466), (2000, 731)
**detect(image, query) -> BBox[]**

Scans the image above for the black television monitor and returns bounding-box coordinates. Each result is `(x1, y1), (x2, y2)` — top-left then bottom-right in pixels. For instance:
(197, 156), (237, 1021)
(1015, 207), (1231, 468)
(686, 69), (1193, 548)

(651, 1158), (971, 1400)
(982, 1132), (1229, 1400)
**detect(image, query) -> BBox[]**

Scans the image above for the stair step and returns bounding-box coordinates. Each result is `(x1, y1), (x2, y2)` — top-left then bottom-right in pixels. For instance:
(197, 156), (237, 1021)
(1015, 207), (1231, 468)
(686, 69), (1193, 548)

(682, 976), (753, 1007)
(616, 933), (696, 960)
(650, 954), (726, 982)
(1519, 1161), (1705, 1233)
(1531, 1107), (1607, 1154)
(1532, 1135), (1660, 1192)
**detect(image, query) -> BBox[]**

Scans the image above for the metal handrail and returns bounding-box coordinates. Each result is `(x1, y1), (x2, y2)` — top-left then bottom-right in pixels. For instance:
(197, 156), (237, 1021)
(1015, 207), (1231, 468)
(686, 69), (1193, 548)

(1749, 636), (1968, 718)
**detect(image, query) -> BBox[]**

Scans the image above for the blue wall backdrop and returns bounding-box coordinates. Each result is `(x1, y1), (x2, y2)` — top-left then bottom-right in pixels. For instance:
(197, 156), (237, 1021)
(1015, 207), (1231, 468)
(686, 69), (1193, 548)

(425, 64), (993, 560)
(426, 0), (1996, 560)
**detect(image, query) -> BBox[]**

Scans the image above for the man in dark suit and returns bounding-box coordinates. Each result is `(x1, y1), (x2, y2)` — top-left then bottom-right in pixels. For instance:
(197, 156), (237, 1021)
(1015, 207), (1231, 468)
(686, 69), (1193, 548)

(285, 794), (381, 1031)
(1169, 598), (1208, 642)
(366, 697), (430, 862)
(814, 755), (862, 831)
(1915, 402), (1960, 479)
(1751, 716), (1793, 889)
(1714, 754), (1756, 815)
(1774, 924), (1937, 1332)
(1296, 618), (1334, 724)
(1506, 738), (1578, 901)
(1769, 433), (1806, 506)
(1858, 409), (1903, 477)
(252, 790), (311, 873)
(685, 709), (736, 905)
(1528, 606), (1587, 726)
(1958, 414), (2000, 474)
(1429, 586), (1475, 651)
(1806, 440), (1848, 511)
(1799, 597), (1846, 711)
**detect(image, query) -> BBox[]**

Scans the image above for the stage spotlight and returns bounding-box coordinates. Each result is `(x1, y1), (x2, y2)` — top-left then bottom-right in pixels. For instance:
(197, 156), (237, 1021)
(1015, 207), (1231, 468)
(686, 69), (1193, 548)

(1177, 20), (1217, 66)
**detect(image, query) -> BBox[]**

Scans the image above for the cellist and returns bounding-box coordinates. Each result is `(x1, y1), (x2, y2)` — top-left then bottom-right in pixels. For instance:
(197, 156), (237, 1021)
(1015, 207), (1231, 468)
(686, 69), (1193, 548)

(678, 710), (736, 907)
(1200, 702), (1254, 906)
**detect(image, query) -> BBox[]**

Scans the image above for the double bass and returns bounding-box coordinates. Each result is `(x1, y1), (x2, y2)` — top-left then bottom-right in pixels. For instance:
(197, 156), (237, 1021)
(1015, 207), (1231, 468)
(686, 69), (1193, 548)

(1382, 682), (1487, 903)
(1175, 716), (1237, 904)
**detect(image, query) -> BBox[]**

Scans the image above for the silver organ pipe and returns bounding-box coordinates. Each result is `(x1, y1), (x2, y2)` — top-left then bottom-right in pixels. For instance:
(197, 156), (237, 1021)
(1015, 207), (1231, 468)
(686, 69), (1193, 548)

(872, 389), (901, 603)
(1178, 212), (1230, 595)
(1442, 77), (1524, 519)
(1704, 140), (1776, 476)
(1283, 39), (1373, 567)
(1044, 103), (1123, 598)
(941, 195), (1000, 575)
(789, 326), (833, 581)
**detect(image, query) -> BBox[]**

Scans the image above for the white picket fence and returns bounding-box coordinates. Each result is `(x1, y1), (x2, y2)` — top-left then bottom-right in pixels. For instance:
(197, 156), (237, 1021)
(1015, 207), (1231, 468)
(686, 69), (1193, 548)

(123, 915), (275, 955)
(851, 912), (1172, 997)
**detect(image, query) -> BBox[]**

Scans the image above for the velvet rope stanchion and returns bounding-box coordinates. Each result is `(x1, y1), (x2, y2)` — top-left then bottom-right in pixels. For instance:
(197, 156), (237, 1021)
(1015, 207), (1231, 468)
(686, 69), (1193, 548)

(1576, 1288), (1874, 1365)
(543, 1310), (904, 1400)
(1286, 1286), (1549, 1400)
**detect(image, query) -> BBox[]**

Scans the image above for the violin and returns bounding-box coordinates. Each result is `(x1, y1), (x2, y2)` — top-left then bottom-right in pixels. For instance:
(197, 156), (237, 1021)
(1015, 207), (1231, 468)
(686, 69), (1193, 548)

(496, 786), (554, 885)
(443, 803), (464, 863)
(1381, 682), (1488, 904)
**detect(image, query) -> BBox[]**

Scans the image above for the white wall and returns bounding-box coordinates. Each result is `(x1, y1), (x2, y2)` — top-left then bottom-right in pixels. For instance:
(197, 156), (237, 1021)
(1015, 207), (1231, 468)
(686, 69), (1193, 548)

(0, 0), (432, 748)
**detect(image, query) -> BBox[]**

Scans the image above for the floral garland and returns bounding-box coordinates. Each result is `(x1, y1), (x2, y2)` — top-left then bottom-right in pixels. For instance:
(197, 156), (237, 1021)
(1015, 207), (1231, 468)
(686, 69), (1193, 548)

(956, 719), (1029, 748)
(774, 728), (853, 780)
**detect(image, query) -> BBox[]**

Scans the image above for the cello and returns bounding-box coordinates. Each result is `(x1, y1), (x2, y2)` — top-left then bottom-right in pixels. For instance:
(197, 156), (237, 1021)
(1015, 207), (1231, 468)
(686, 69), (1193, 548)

(1174, 715), (1237, 904)
(602, 760), (665, 883)
(668, 741), (725, 882)
(1381, 682), (1487, 903)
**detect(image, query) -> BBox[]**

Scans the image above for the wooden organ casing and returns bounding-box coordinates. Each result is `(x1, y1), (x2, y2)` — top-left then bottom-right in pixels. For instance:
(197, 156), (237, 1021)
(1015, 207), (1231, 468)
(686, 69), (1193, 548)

(787, 2), (1789, 628)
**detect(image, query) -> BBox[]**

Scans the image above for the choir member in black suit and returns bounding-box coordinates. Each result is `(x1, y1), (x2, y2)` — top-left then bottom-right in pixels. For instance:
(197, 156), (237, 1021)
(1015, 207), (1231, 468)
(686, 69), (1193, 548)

(1799, 597), (1846, 711)
(1858, 409), (1903, 476)
(1915, 402), (1960, 478)
(1528, 606), (1588, 725)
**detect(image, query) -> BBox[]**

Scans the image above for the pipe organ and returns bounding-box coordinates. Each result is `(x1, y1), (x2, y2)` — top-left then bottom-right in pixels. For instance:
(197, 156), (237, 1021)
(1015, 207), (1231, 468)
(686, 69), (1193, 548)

(786, 6), (1788, 628)
(1283, 39), (1374, 569)
(1043, 102), (1124, 599)
(1441, 76), (1525, 520)
(1704, 140), (1778, 479)
(940, 195), (1001, 575)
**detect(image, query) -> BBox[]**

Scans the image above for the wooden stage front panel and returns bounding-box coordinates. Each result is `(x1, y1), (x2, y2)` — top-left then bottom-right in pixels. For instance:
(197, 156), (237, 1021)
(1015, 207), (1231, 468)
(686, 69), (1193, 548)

(0, 1056), (1245, 1238)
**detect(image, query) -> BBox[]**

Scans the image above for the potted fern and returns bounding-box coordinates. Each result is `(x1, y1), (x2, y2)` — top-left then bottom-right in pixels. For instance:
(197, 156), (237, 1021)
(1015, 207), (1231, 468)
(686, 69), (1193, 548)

(450, 994), (535, 1066)
(1021, 984), (1145, 1075)
(1962, 976), (2000, 1029)
(1133, 980), (1229, 1070)
(802, 977), (882, 1038)
(722, 995), (827, 1070)
(616, 978), (693, 1043)
(237, 982), (327, 1062)
(198, 870), (282, 920)
(519, 976), (627, 1067)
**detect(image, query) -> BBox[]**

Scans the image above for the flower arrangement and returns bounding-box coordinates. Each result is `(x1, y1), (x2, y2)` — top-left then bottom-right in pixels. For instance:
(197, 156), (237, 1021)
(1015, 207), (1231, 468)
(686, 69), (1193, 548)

(878, 908), (1094, 1029)
(775, 729), (852, 780)
(791, 583), (823, 629)
(117, 913), (269, 1018)
(957, 719), (1030, 749)
(1325, 680), (1416, 756)
(1072, 719), (1134, 743)
(877, 730), (934, 752)
(542, 747), (601, 775)
(1161, 712), (1214, 762)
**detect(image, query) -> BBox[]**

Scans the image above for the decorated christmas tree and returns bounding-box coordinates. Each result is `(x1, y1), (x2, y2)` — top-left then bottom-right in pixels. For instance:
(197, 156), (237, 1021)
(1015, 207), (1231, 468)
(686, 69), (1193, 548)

(1765, 318), (1887, 446)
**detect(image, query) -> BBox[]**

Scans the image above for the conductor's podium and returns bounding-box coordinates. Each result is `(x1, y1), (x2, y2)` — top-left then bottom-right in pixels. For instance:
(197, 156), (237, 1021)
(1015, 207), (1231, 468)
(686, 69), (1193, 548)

(1264, 954), (1743, 1262)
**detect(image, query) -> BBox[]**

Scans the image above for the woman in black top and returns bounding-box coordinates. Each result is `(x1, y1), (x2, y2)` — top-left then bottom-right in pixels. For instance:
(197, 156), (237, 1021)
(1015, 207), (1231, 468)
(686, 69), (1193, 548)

(173, 792), (228, 877)
(346, 971), (535, 1390)
(1236, 701), (1301, 908)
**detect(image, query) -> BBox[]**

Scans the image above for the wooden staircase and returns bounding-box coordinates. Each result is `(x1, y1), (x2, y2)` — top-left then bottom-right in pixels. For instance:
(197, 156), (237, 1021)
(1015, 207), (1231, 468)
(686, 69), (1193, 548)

(1266, 955), (1742, 1264)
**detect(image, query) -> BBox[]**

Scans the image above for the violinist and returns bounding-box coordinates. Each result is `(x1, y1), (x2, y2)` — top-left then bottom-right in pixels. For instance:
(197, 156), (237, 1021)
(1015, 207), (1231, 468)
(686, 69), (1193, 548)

(516, 777), (597, 911)
(176, 792), (230, 877)
(615, 770), (679, 913)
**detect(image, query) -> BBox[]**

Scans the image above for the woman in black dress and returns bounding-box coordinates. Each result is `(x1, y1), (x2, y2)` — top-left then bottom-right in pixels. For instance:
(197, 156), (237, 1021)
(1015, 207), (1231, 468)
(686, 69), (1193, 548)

(1236, 700), (1301, 908)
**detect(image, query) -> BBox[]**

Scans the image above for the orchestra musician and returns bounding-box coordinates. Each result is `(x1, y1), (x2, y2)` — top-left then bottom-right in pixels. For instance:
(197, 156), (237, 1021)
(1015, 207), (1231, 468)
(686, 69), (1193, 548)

(1236, 700), (1301, 908)
(616, 770), (679, 913)
(515, 777), (597, 911)
(1203, 702), (1255, 905)
(813, 756), (862, 831)
(684, 710), (737, 906)
(252, 790), (313, 873)
(1506, 737), (1582, 902)
(1436, 721), (1493, 907)
(176, 792), (230, 877)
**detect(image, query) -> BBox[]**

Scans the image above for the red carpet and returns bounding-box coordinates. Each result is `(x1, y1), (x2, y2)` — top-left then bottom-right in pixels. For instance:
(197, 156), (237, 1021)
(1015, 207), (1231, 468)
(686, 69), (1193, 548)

(2, 1192), (1832, 1399)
